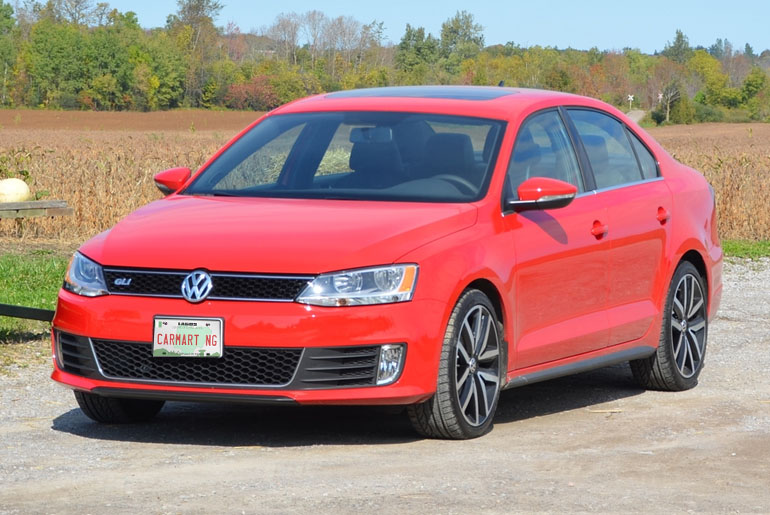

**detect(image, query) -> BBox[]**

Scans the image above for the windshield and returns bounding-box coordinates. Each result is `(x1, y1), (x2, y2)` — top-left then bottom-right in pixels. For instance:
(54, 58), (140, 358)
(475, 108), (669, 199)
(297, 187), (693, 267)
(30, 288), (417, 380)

(184, 112), (505, 202)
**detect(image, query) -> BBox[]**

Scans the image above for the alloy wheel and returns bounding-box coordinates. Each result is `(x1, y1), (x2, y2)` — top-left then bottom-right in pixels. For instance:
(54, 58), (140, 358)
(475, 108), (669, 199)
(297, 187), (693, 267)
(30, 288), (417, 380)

(454, 305), (501, 427)
(670, 273), (707, 378)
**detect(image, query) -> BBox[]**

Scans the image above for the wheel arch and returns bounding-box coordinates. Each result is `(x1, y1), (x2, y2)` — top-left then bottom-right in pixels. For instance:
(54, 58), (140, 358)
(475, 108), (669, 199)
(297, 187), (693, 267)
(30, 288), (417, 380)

(679, 249), (708, 295)
(459, 277), (512, 379)
(465, 278), (505, 330)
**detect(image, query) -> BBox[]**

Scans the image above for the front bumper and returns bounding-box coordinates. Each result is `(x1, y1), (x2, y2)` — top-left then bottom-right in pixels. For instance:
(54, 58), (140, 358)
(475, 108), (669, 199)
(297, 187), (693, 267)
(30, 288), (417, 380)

(51, 289), (447, 406)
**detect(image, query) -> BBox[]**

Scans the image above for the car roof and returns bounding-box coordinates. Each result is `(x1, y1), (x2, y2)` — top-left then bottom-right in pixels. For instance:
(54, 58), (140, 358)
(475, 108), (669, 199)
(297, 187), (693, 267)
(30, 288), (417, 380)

(272, 85), (603, 121)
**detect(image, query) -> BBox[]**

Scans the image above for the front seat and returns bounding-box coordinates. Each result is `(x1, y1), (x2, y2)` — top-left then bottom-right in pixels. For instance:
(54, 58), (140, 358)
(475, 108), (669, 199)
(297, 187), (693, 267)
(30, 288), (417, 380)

(335, 141), (405, 189)
(421, 133), (476, 182)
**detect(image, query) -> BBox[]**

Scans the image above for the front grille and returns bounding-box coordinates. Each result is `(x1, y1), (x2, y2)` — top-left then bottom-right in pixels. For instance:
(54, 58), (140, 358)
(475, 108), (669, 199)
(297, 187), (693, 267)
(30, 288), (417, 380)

(103, 269), (311, 301)
(92, 340), (302, 386)
(56, 332), (389, 391)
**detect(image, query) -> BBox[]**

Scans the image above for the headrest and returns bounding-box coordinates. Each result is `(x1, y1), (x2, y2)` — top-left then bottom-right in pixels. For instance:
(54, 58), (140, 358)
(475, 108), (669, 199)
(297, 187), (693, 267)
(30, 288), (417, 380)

(425, 133), (475, 175)
(581, 134), (608, 165)
(349, 140), (403, 175)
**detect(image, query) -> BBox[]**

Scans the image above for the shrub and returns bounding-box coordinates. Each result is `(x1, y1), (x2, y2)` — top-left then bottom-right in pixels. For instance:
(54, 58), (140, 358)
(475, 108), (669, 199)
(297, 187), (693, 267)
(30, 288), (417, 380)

(225, 76), (279, 111)
(694, 103), (724, 123)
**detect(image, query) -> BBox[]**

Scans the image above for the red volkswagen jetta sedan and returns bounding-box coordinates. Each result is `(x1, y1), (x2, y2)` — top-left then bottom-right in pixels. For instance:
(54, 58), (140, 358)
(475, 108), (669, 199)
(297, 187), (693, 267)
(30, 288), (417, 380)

(52, 86), (722, 439)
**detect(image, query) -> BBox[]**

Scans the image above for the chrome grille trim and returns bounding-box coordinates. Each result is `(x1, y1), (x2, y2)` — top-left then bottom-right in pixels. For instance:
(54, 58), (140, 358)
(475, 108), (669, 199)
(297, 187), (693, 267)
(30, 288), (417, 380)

(103, 268), (313, 302)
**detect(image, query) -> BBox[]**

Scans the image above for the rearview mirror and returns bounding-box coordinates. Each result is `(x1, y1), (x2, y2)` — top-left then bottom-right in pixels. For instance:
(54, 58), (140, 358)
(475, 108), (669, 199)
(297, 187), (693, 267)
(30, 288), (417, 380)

(154, 167), (192, 195)
(505, 177), (577, 213)
(350, 127), (393, 143)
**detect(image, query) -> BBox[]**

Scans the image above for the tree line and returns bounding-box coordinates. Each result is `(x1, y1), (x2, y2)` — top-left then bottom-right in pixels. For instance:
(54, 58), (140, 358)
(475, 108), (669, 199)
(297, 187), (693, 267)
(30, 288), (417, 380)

(1, 0), (769, 124)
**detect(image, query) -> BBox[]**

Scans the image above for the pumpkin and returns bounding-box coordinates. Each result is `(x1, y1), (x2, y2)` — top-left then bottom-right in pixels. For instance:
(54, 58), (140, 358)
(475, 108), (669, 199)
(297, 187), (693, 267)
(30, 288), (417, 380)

(0, 178), (32, 203)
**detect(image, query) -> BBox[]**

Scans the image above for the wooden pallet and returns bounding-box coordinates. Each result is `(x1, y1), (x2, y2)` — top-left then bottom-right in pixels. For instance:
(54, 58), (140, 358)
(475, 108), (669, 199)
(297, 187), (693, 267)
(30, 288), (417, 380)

(0, 200), (73, 219)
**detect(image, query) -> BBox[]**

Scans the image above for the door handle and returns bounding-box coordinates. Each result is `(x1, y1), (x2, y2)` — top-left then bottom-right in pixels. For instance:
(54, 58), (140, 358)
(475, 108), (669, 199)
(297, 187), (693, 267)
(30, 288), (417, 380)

(591, 220), (608, 239)
(656, 207), (670, 224)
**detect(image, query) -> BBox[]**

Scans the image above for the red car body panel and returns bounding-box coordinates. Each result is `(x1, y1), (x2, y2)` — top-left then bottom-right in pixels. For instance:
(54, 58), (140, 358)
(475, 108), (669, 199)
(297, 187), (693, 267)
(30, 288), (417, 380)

(79, 196), (478, 274)
(51, 87), (722, 406)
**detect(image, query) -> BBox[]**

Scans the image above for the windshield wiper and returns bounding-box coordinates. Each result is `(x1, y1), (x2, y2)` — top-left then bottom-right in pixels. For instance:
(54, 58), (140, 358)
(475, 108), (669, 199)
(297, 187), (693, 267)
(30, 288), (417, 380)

(192, 191), (243, 197)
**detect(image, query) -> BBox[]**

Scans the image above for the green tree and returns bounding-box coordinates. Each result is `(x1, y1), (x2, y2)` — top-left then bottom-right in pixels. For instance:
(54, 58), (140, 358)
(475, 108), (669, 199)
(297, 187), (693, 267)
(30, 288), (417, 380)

(708, 38), (726, 59)
(439, 11), (484, 74)
(0, 1), (15, 105)
(439, 10), (484, 57)
(395, 25), (438, 69)
(136, 30), (185, 110)
(688, 49), (741, 107)
(82, 10), (142, 109)
(167, 0), (224, 106)
(662, 29), (693, 64)
(741, 66), (766, 101)
(22, 19), (88, 107)
(670, 89), (695, 124)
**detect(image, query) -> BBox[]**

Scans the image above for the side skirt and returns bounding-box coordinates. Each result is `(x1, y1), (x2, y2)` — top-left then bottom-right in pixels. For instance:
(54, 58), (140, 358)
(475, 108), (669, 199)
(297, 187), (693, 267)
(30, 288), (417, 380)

(503, 346), (656, 390)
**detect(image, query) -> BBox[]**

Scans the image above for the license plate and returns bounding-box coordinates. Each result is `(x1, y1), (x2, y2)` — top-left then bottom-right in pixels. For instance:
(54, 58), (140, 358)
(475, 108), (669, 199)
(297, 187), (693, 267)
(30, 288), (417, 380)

(153, 317), (223, 358)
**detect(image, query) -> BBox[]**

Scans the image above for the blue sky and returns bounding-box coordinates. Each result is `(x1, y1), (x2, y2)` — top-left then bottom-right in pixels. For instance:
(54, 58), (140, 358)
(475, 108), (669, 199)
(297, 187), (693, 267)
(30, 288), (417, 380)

(107, 0), (770, 54)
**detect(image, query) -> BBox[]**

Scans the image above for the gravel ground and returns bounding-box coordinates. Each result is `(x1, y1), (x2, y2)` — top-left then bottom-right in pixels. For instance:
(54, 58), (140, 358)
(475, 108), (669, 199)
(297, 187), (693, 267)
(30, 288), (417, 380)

(1, 258), (768, 514)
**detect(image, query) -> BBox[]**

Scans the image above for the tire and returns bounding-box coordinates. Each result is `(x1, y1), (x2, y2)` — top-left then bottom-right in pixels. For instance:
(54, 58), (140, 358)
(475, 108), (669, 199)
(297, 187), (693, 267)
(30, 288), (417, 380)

(631, 261), (708, 391)
(408, 289), (504, 439)
(74, 391), (165, 423)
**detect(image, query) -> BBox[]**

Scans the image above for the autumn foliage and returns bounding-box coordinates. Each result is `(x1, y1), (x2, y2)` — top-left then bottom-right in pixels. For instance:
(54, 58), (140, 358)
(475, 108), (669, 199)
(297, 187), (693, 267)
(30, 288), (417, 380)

(0, 4), (769, 124)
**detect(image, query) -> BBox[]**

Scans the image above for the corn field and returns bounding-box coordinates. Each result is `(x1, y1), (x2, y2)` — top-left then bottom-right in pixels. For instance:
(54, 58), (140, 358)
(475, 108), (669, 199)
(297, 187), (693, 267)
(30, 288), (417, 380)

(1, 114), (768, 244)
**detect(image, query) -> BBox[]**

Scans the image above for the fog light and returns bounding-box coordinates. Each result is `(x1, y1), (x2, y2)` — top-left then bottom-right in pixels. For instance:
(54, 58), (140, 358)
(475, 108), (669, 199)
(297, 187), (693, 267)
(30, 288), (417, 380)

(377, 344), (405, 385)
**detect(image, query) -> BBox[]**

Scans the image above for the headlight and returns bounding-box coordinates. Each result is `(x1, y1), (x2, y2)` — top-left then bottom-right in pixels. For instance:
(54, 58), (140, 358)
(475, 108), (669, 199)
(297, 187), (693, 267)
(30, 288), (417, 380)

(297, 264), (418, 307)
(63, 252), (108, 297)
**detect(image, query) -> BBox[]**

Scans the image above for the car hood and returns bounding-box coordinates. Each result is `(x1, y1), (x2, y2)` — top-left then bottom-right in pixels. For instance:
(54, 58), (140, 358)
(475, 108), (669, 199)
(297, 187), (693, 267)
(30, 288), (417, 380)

(80, 195), (478, 273)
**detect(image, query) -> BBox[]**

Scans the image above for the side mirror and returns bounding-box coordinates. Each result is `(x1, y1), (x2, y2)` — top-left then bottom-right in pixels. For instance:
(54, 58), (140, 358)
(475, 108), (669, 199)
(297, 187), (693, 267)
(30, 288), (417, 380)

(154, 167), (191, 195)
(505, 177), (577, 213)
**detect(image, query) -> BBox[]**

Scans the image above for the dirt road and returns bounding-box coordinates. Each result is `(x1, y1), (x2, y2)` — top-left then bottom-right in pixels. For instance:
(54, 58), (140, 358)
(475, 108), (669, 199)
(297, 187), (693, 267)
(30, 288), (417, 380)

(1, 258), (769, 514)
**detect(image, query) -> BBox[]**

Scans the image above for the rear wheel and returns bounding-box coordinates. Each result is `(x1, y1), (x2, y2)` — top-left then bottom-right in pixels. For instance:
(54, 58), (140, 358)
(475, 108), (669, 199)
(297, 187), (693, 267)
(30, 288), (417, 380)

(631, 261), (708, 391)
(74, 391), (165, 423)
(408, 289), (504, 439)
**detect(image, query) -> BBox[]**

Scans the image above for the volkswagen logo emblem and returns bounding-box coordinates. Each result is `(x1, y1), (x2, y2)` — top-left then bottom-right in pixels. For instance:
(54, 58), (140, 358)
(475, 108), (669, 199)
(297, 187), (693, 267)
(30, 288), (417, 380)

(181, 270), (213, 303)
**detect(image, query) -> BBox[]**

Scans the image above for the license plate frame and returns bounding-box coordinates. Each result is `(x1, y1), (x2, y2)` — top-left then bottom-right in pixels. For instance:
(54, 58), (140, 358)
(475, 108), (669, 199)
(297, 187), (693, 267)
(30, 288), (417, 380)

(152, 316), (223, 358)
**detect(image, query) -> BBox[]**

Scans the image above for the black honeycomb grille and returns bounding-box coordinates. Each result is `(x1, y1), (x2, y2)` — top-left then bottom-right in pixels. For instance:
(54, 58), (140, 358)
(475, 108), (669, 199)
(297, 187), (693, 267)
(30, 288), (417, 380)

(92, 340), (302, 386)
(103, 269), (311, 301)
(210, 275), (309, 300)
(294, 346), (380, 387)
(104, 270), (184, 296)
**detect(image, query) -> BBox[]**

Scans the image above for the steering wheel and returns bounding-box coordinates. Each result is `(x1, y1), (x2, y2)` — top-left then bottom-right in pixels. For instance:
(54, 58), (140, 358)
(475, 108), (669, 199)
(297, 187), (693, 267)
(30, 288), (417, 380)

(432, 174), (478, 195)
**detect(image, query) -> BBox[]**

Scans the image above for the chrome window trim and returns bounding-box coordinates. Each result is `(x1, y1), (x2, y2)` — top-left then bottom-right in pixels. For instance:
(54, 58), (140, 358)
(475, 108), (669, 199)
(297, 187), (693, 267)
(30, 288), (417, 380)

(592, 175), (664, 195)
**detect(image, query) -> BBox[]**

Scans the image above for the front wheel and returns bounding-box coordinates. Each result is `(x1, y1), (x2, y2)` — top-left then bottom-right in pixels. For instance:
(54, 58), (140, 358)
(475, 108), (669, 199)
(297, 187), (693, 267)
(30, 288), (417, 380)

(631, 261), (708, 391)
(408, 289), (504, 439)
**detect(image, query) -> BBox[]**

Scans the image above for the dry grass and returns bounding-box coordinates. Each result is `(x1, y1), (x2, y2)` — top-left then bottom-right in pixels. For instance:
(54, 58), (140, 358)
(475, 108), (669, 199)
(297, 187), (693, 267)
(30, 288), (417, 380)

(0, 129), (233, 241)
(0, 114), (768, 243)
(648, 123), (770, 241)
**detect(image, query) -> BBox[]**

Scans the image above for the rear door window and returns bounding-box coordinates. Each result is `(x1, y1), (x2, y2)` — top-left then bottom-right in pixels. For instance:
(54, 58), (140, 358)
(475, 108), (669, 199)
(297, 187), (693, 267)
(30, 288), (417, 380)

(628, 131), (659, 179)
(568, 109), (643, 189)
